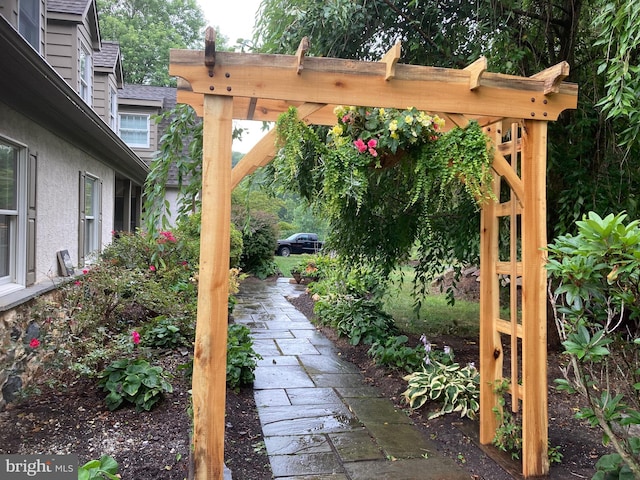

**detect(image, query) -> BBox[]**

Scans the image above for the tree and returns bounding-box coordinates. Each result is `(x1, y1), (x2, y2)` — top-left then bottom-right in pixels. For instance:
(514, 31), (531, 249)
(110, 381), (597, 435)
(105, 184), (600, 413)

(255, 0), (640, 241)
(98, 0), (206, 85)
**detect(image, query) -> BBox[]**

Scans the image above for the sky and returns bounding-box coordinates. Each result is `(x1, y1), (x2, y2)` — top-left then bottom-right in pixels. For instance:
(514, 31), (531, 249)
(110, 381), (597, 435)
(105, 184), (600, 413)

(196, 0), (266, 153)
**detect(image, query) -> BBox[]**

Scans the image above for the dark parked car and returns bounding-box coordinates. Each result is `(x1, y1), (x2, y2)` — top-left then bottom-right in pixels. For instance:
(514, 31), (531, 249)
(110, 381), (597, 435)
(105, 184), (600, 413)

(276, 233), (323, 257)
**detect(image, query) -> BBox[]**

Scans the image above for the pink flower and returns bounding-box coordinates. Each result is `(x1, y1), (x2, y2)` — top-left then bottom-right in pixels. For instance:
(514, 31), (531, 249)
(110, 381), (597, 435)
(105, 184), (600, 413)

(131, 331), (140, 345)
(353, 138), (367, 153)
(367, 139), (377, 148)
(149, 265), (156, 272)
(368, 148), (378, 157)
(74, 280), (81, 286)
(159, 231), (176, 243)
(82, 269), (88, 275)
(342, 114), (351, 123)
(29, 338), (40, 348)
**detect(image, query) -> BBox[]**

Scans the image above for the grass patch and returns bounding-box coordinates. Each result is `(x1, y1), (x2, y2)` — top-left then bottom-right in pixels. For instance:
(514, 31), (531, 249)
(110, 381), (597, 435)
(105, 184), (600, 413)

(384, 267), (480, 338)
(273, 255), (313, 278)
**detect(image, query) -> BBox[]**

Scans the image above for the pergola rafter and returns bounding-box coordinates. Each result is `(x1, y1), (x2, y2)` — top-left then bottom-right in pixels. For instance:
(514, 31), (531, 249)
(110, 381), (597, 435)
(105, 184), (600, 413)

(169, 30), (578, 480)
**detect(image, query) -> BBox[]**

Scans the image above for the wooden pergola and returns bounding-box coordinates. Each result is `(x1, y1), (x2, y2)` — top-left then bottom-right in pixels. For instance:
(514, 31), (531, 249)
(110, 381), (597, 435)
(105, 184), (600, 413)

(169, 29), (578, 480)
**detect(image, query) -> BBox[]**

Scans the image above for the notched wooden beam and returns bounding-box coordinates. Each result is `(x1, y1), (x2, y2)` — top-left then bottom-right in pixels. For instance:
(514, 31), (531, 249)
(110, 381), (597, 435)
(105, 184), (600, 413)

(295, 37), (310, 74)
(380, 41), (401, 81)
(204, 26), (216, 75)
(530, 61), (570, 95)
(463, 56), (487, 90)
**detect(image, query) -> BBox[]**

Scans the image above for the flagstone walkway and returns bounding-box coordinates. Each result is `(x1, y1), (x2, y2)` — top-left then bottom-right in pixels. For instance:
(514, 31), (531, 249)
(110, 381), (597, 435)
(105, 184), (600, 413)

(233, 277), (471, 480)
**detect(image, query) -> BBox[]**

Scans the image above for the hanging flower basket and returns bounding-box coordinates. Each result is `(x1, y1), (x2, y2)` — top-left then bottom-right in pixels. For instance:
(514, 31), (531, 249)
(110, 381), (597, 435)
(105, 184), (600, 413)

(329, 106), (444, 170)
(274, 104), (495, 220)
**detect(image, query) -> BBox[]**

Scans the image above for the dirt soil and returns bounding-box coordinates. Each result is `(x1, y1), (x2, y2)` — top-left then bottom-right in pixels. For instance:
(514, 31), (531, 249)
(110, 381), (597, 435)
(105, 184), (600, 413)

(0, 281), (611, 480)
(0, 351), (271, 480)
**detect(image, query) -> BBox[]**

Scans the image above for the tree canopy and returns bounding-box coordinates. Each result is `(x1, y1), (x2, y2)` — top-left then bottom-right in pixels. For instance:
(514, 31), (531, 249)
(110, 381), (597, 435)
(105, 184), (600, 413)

(255, 0), (640, 238)
(98, 0), (206, 85)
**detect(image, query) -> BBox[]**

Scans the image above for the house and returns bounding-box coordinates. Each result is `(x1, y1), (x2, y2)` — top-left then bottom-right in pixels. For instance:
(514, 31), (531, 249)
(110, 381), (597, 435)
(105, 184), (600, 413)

(0, 0), (152, 409)
(118, 84), (193, 226)
(0, 0), (148, 308)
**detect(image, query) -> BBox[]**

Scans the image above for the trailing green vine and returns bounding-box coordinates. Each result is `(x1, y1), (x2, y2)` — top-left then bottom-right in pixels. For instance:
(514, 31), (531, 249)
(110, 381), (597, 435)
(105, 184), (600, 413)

(270, 105), (494, 293)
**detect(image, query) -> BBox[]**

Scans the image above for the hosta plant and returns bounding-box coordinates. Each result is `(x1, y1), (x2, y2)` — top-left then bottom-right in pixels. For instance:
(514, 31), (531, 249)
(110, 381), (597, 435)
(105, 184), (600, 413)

(402, 360), (479, 419)
(98, 358), (173, 411)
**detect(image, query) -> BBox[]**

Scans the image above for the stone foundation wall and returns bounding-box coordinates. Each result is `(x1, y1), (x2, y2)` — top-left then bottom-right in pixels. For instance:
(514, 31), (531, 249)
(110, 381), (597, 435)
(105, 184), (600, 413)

(0, 291), (57, 410)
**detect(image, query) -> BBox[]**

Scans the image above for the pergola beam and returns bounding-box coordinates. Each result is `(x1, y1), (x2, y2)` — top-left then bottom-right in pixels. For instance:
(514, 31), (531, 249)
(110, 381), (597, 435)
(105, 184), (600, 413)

(170, 50), (577, 120)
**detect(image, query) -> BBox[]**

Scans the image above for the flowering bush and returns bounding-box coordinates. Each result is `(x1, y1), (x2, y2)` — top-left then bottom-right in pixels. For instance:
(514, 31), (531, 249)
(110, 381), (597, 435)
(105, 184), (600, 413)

(330, 106), (445, 166)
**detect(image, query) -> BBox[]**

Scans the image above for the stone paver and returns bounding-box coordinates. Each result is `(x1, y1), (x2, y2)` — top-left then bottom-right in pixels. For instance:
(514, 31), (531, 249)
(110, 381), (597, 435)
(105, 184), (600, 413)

(235, 278), (471, 480)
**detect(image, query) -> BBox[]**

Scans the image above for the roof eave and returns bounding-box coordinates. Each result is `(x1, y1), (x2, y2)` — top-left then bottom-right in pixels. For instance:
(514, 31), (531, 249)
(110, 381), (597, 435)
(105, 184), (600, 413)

(0, 17), (148, 184)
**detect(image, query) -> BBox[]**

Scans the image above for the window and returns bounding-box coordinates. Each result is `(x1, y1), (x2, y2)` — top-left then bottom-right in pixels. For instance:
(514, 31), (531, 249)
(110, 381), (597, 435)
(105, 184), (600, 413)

(79, 45), (92, 104)
(0, 139), (27, 289)
(19, 0), (40, 51)
(109, 88), (118, 131)
(119, 114), (150, 148)
(82, 175), (100, 259)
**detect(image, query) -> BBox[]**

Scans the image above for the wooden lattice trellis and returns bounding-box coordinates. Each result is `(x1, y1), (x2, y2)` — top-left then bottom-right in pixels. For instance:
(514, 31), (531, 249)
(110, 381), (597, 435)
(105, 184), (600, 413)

(169, 29), (578, 480)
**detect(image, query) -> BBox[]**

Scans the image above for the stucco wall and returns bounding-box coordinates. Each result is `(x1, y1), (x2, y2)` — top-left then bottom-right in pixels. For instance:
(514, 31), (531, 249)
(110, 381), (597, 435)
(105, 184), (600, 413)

(0, 101), (115, 285)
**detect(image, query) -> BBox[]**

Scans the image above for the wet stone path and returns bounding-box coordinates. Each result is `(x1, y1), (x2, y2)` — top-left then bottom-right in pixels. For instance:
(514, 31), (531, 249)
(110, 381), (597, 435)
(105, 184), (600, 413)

(234, 278), (471, 480)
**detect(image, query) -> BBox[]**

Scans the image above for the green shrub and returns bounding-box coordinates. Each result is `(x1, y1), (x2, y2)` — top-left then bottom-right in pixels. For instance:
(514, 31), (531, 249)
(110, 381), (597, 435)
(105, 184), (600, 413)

(547, 211), (640, 478)
(315, 294), (396, 345)
(368, 335), (426, 372)
(97, 358), (173, 411)
(173, 212), (244, 268)
(227, 324), (262, 390)
(232, 209), (278, 275)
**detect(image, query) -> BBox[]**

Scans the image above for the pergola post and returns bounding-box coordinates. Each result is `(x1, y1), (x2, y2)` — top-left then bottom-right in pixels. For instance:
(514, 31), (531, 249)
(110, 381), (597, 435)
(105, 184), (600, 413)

(521, 120), (549, 476)
(479, 134), (502, 444)
(191, 94), (233, 479)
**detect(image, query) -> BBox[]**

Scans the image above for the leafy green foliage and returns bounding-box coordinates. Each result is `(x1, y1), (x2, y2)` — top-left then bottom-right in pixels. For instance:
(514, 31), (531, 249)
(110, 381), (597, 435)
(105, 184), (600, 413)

(227, 324), (262, 390)
(29, 225), (245, 377)
(367, 335), (426, 372)
(547, 211), (640, 477)
(98, 358), (173, 411)
(142, 316), (192, 349)
(78, 455), (119, 480)
(232, 208), (279, 276)
(271, 106), (492, 304)
(491, 379), (523, 460)
(315, 295), (396, 346)
(593, 0), (640, 151)
(402, 355), (479, 419)
(143, 104), (203, 233)
(97, 0), (206, 85)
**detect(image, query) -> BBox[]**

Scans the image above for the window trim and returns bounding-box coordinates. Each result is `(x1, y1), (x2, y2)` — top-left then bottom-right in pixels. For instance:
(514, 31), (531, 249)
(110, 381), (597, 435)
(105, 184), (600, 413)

(18, 0), (40, 51)
(0, 136), (28, 293)
(79, 44), (93, 104)
(109, 87), (118, 131)
(118, 113), (150, 148)
(79, 172), (102, 266)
